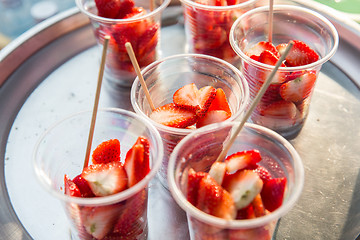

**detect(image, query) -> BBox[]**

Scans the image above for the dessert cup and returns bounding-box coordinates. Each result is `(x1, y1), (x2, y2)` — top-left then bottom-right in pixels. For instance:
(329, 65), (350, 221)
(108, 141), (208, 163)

(131, 53), (249, 188)
(230, 5), (338, 139)
(168, 122), (304, 240)
(33, 108), (163, 240)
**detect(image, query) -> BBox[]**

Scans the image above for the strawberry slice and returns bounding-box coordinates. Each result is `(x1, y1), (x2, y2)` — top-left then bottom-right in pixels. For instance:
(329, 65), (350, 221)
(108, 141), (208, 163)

(82, 161), (128, 197)
(196, 174), (236, 220)
(225, 150), (262, 173)
(72, 174), (95, 198)
(92, 139), (120, 164)
(253, 165), (272, 184)
(207, 88), (232, 115)
(278, 40), (319, 67)
(261, 177), (287, 212)
(279, 71), (317, 102)
(150, 103), (198, 128)
(245, 41), (280, 58)
(124, 137), (150, 187)
(222, 170), (263, 210)
(187, 168), (208, 206)
(95, 0), (121, 19)
(196, 110), (231, 128)
(123, 6), (147, 19)
(208, 161), (227, 185)
(259, 100), (297, 119)
(251, 194), (266, 217)
(116, 0), (135, 19)
(64, 174), (81, 197)
(258, 50), (280, 66)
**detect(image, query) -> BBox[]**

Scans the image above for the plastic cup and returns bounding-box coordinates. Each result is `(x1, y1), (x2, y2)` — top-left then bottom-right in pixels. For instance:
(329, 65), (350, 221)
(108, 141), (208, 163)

(131, 53), (249, 188)
(33, 108), (163, 240)
(180, 0), (257, 67)
(230, 5), (339, 139)
(168, 122), (304, 240)
(76, 0), (170, 88)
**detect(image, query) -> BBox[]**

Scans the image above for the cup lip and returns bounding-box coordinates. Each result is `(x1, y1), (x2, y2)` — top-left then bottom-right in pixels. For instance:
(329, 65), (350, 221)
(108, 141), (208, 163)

(75, 0), (171, 23)
(180, 0), (257, 11)
(167, 122), (304, 229)
(130, 53), (250, 136)
(32, 107), (164, 205)
(230, 5), (339, 71)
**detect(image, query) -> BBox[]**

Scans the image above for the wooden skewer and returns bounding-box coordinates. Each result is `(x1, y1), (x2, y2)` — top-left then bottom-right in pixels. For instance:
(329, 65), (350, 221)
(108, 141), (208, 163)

(125, 42), (155, 111)
(215, 41), (294, 163)
(83, 36), (110, 170)
(268, 0), (274, 43)
(150, 0), (154, 12)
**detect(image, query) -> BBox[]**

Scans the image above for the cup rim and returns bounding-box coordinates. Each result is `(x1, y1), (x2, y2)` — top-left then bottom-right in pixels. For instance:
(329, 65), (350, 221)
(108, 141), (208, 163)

(75, 0), (171, 23)
(229, 5), (339, 71)
(167, 122), (304, 229)
(130, 53), (250, 135)
(180, 0), (257, 11)
(32, 107), (164, 205)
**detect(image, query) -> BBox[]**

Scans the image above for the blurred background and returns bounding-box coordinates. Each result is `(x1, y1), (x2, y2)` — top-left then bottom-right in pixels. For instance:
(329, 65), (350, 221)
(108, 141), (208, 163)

(0, 0), (359, 50)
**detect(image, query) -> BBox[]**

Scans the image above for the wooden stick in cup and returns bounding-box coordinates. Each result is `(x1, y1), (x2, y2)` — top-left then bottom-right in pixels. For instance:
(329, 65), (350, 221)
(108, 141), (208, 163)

(268, 0), (274, 43)
(215, 41), (294, 163)
(83, 36), (110, 169)
(125, 42), (155, 111)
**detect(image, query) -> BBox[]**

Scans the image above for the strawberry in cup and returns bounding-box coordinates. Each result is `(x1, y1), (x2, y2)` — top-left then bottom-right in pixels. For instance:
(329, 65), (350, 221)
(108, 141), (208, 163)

(230, 5), (338, 139)
(33, 109), (163, 240)
(131, 54), (249, 188)
(168, 122), (304, 240)
(76, 0), (170, 87)
(180, 0), (256, 67)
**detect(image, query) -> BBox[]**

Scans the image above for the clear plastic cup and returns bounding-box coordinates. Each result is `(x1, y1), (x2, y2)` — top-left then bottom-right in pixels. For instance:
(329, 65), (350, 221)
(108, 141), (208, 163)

(180, 0), (257, 67)
(230, 5), (339, 139)
(131, 53), (249, 188)
(168, 122), (304, 240)
(33, 108), (163, 240)
(76, 0), (170, 88)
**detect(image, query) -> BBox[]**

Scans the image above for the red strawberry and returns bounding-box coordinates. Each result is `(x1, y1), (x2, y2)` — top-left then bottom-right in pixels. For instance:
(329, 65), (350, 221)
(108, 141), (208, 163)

(187, 168), (208, 206)
(95, 0), (121, 19)
(82, 161), (128, 197)
(245, 41), (280, 58)
(207, 88), (232, 115)
(225, 150), (262, 173)
(251, 194), (266, 217)
(279, 71), (317, 102)
(116, 0), (135, 19)
(258, 50), (280, 66)
(72, 174), (95, 198)
(261, 177), (287, 212)
(92, 139), (120, 164)
(123, 6), (147, 19)
(253, 165), (272, 183)
(278, 40), (319, 67)
(64, 174), (81, 197)
(259, 100), (297, 119)
(208, 161), (227, 185)
(124, 137), (150, 187)
(196, 175), (236, 220)
(149, 103), (198, 128)
(196, 110), (231, 128)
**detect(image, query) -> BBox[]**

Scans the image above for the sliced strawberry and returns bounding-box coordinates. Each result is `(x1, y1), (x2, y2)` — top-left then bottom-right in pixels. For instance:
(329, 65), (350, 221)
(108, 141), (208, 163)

(124, 137), (150, 187)
(225, 150), (262, 173)
(92, 139), (120, 164)
(187, 168), (208, 206)
(236, 203), (255, 220)
(251, 194), (266, 217)
(149, 103), (198, 128)
(82, 161), (128, 197)
(245, 41), (280, 58)
(261, 177), (287, 212)
(279, 40), (319, 67)
(95, 0), (121, 19)
(258, 50), (280, 66)
(207, 88), (232, 115)
(116, 0), (135, 19)
(222, 170), (263, 210)
(196, 174), (236, 220)
(253, 165), (272, 184)
(197, 86), (217, 116)
(259, 100), (297, 119)
(123, 6), (147, 19)
(72, 174), (95, 198)
(64, 174), (81, 197)
(196, 110), (231, 128)
(208, 161), (227, 185)
(279, 71), (317, 102)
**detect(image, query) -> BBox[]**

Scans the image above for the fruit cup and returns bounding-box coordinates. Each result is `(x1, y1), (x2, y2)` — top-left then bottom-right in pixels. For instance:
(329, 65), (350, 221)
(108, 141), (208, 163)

(168, 122), (304, 240)
(180, 0), (257, 67)
(33, 108), (163, 240)
(229, 5), (339, 139)
(76, 0), (170, 87)
(131, 53), (249, 188)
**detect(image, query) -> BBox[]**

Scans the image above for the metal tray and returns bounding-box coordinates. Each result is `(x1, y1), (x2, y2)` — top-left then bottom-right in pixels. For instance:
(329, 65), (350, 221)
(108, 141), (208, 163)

(1, 1), (360, 239)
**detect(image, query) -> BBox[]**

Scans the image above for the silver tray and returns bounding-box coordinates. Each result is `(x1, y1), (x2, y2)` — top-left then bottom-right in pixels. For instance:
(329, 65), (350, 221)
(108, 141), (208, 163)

(1, 1), (360, 239)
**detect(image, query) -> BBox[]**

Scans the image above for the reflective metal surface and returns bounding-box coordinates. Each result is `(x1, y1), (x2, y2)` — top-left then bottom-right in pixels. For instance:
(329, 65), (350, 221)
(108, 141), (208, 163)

(0, 1), (360, 239)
